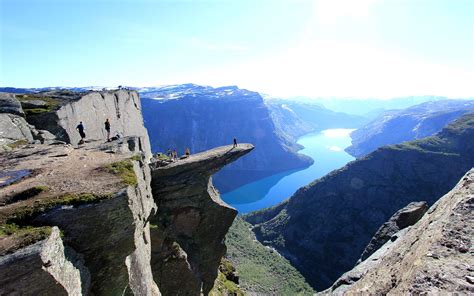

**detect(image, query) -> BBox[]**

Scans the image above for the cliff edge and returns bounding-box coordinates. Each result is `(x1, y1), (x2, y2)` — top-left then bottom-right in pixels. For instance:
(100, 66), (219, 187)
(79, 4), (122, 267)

(0, 90), (252, 295)
(321, 168), (474, 295)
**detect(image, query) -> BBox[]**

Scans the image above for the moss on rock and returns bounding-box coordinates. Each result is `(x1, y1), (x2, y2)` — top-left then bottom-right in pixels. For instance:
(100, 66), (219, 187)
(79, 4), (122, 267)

(6, 140), (29, 149)
(16, 95), (60, 114)
(0, 224), (52, 255)
(104, 160), (137, 186)
(3, 192), (113, 225)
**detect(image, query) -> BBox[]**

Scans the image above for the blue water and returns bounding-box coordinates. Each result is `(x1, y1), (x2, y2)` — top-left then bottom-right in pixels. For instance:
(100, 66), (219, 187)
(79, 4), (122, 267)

(221, 129), (356, 213)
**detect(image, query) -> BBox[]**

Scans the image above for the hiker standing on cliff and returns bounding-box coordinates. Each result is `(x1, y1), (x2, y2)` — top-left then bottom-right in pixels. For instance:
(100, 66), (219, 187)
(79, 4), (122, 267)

(233, 138), (238, 148)
(185, 147), (190, 156)
(76, 121), (86, 144)
(104, 118), (111, 141)
(173, 149), (178, 161)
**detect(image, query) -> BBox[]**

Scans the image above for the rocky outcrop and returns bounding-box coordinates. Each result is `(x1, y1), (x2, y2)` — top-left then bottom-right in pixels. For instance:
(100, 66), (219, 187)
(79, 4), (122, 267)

(346, 99), (474, 158)
(1, 88), (253, 295)
(0, 93), (35, 151)
(149, 144), (254, 295)
(13, 90), (151, 158)
(0, 226), (90, 295)
(245, 114), (474, 290)
(0, 113), (34, 147)
(0, 93), (25, 116)
(0, 138), (158, 295)
(141, 84), (312, 193)
(358, 201), (428, 262)
(321, 169), (474, 295)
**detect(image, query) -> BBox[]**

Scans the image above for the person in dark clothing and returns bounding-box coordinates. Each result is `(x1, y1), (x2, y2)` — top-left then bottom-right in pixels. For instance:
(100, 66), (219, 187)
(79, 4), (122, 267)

(233, 138), (237, 148)
(104, 118), (111, 141)
(76, 122), (86, 144)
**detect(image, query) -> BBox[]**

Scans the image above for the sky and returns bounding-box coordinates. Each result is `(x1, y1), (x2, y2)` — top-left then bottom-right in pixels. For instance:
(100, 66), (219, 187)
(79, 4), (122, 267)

(1, 0), (473, 98)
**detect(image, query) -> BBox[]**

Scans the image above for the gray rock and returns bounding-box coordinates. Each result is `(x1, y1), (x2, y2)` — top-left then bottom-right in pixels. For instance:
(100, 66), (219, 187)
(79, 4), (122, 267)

(0, 227), (90, 295)
(358, 201), (428, 262)
(149, 144), (254, 295)
(0, 113), (34, 146)
(22, 90), (152, 158)
(319, 168), (474, 295)
(0, 93), (24, 116)
(34, 159), (158, 295)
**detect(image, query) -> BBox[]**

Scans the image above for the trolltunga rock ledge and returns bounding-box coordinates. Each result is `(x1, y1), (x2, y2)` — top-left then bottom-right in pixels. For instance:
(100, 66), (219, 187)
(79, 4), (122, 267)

(149, 144), (254, 295)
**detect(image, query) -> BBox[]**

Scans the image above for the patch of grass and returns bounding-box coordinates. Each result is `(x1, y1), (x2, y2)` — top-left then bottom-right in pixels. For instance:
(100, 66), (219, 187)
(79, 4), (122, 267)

(4, 192), (113, 225)
(0, 224), (53, 255)
(24, 108), (50, 115)
(225, 217), (315, 295)
(130, 154), (142, 161)
(16, 94), (60, 112)
(0, 223), (51, 237)
(210, 271), (244, 296)
(155, 153), (170, 161)
(104, 160), (137, 186)
(210, 259), (245, 296)
(6, 140), (29, 149)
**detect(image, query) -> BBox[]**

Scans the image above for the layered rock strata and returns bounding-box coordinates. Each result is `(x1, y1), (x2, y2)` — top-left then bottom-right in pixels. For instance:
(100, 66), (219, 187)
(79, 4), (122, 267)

(149, 144), (254, 295)
(321, 169), (474, 295)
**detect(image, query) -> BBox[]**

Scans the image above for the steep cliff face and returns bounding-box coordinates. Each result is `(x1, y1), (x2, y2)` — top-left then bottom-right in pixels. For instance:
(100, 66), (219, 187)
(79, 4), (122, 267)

(321, 169), (474, 295)
(149, 145), (253, 295)
(1, 89), (250, 295)
(0, 138), (158, 295)
(141, 84), (312, 192)
(245, 114), (474, 291)
(346, 99), (474, 158)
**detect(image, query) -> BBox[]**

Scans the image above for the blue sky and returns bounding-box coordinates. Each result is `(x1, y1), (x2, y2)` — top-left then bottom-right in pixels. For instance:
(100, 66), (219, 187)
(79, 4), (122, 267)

(1, 0), (473, 97)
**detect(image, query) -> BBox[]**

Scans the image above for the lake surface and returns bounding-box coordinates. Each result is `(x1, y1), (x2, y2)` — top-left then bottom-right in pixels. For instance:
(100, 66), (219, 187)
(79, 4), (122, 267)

(221, 129), (356, 214)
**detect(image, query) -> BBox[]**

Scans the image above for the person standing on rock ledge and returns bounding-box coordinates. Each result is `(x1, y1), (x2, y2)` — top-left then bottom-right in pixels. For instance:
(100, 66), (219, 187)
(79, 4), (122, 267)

(76, 121), (86, 144)
(104, 118), (111, 141)
(233, 138), (238, 148)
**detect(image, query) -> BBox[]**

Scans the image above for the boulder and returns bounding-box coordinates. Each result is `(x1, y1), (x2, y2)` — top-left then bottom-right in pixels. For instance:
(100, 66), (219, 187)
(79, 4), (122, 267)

(0, 93), (24, 116)
(0, 113), (34, 146)
(358, 201), (428, 262)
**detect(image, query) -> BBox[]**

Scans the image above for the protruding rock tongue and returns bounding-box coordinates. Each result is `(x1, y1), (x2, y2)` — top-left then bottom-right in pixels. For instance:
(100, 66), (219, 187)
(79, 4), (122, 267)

(149, 144), (254, 296)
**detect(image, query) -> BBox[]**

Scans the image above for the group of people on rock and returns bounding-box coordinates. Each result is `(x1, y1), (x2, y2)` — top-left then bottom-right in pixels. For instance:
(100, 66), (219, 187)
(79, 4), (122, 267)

(166, 147), (191, 161)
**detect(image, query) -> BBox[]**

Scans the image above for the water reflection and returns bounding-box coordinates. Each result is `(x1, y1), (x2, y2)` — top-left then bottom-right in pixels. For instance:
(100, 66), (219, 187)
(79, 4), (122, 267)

(0, 169), (31, 187)
(222, 129), (355, 213)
